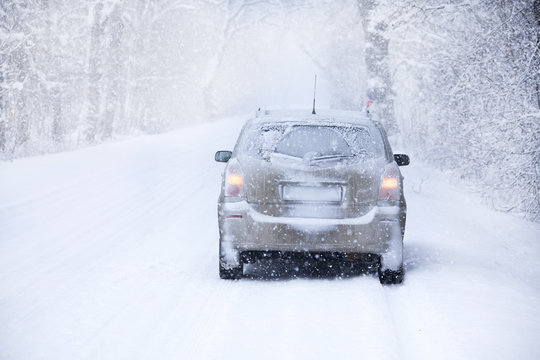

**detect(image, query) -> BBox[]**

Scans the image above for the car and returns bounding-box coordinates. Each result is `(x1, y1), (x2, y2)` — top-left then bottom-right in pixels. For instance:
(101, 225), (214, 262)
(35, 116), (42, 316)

(215, 109), (409, 284)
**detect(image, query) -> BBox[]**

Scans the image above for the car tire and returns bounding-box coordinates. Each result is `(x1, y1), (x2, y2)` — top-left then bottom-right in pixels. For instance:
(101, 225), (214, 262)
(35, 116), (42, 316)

(378, 266), (404, 285)
(219, 262), (243, 280)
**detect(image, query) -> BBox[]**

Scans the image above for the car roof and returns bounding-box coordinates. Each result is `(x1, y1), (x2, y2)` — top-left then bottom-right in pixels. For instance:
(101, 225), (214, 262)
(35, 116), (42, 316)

(250, 109), (376, 127)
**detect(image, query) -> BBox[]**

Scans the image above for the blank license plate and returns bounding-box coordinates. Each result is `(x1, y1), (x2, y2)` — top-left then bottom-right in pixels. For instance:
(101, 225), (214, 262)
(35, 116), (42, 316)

(282, 185), (342, 202)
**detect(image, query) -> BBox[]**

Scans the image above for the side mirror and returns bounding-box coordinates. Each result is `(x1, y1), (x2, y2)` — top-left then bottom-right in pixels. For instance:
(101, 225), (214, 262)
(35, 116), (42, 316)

(215, 150), (232, 163)
(393, 154), (410, 166)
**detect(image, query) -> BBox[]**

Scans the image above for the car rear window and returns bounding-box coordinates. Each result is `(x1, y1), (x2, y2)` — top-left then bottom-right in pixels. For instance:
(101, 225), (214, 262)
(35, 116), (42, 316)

(240, 123), (385, 162)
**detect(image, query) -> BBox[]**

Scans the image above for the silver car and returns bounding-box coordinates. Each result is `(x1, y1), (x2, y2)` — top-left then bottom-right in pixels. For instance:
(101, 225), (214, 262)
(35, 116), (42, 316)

(215, 109), (409, 284)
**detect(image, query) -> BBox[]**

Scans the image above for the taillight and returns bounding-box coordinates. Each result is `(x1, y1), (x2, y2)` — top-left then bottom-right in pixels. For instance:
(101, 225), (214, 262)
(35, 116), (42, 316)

(224, 159), (245, 198)
(379, 162), (400, 201)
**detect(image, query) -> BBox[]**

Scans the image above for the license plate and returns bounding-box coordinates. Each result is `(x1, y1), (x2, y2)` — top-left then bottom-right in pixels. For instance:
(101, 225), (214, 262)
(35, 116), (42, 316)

(282, 185), (342, 202)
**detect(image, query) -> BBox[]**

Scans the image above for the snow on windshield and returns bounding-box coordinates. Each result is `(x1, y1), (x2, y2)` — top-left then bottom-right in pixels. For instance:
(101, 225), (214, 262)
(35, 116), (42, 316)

(241, 123), (384, 163)
(275, 126), (352, 158)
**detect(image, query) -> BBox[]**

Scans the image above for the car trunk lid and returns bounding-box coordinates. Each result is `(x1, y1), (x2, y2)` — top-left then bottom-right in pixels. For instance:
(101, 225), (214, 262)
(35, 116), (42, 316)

(240, 156), (382, 219)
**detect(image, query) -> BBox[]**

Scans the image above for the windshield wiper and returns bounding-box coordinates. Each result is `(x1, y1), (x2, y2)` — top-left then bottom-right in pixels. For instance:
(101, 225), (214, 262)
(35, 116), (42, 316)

(311, 154), (355, 161)
(269, 152), (355, 163)
(268, 152), (303, 160)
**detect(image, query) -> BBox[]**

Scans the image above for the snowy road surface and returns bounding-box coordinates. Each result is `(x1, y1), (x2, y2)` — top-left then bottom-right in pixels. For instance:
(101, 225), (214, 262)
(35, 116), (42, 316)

(1, 118), (539, 360)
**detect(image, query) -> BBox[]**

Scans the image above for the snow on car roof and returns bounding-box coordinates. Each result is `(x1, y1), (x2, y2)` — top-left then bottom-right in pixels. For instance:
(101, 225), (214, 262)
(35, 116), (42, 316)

(252, 109), (375, 126)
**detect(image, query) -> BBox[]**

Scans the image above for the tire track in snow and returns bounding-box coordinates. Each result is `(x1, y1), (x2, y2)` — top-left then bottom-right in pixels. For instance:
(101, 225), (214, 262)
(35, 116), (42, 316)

(0, 120), (241, 359)
(0, 133), (225, 300)
(176, 277), (403, 359)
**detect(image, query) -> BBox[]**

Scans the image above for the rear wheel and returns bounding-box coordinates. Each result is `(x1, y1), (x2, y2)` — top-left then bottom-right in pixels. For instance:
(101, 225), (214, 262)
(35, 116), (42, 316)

(378, 266), (404, 285)
(219, 263), (243, 279)
(219, 239), (243, 279)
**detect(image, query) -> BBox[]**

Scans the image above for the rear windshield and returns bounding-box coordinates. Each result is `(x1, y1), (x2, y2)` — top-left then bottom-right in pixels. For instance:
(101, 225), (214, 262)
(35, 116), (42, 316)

(240, 123), (385, 163)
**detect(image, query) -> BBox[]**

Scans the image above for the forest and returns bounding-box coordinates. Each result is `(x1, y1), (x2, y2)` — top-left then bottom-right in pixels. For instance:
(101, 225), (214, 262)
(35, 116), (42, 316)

(1, 0), (539, 220)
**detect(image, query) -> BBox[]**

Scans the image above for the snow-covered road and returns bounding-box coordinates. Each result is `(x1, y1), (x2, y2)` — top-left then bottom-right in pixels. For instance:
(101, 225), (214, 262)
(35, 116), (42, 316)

(1, 118), (539, 360)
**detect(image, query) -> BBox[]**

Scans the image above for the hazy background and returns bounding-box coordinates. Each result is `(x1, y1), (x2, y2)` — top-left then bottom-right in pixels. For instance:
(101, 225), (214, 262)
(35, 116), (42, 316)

(1, 0), (538, 220)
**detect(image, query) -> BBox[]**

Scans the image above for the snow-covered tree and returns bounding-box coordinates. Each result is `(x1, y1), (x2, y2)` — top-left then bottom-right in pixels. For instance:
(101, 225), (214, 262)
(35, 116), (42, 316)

(0, 0), (537, 220)
(374, 0), (539, 220)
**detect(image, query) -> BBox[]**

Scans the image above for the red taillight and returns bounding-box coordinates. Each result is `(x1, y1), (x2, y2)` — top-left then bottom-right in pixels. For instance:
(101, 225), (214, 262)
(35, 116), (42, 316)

(228, 174), (244, 186)
(379, 162), (400, 201)
(381, 177), (398, 190)
(224, 160), (245, 198)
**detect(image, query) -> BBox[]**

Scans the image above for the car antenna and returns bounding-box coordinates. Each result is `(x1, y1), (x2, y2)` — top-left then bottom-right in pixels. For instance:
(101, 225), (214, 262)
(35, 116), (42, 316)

(312, 74), (317, 115)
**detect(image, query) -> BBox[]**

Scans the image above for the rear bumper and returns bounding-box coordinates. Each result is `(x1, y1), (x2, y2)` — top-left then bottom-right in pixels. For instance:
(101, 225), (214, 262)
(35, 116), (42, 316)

(218, 201), (405, 267)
